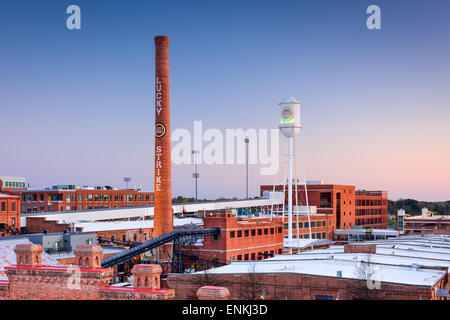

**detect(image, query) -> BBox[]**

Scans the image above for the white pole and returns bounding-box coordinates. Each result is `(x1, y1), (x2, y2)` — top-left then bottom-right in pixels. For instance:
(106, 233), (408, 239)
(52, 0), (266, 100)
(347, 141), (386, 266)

(302, 158), (313, 249)
(288, 137), (293, 243)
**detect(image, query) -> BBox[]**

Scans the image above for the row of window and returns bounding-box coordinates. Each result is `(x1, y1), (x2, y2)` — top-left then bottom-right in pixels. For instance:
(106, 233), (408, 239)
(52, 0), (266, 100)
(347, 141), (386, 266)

(283, 220), (329, 230)
(355, 217), (382, 225)
(22, 193), (153, 203)
(230, 249), (283, 261)
(2, 181), (25, 188)
(0, 201), (16, 212)
(229, 227), (282, 239)
(356, 208), (382, 216)
(98, 233), (149, 244)
(356, 199), (382, 206)
(22, 203), (142, 213)
(283, 232), (327, 239)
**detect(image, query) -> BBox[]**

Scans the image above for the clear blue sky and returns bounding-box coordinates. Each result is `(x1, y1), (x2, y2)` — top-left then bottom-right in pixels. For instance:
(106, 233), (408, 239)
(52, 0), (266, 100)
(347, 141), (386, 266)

(1, 0), (449, 201)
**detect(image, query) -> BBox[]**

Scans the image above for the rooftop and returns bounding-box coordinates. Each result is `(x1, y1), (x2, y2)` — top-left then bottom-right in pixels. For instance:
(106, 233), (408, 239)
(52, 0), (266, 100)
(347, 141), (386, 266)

(74, 218), (203, 232)
(192, 234), (450, 287)
(0, 238), (61, 280)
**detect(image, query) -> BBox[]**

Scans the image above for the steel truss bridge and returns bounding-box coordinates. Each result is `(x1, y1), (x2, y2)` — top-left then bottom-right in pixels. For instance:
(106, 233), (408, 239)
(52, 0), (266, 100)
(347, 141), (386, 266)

(101, 228), (220, 274)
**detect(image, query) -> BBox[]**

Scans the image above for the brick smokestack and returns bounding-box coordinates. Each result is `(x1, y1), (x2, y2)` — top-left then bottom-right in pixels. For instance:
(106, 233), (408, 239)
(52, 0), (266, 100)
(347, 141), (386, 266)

(153, 35), (173, 237)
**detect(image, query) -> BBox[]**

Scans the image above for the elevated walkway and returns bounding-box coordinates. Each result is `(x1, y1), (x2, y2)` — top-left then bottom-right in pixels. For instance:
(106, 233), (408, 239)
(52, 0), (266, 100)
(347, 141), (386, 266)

(101, 228), (220, 268)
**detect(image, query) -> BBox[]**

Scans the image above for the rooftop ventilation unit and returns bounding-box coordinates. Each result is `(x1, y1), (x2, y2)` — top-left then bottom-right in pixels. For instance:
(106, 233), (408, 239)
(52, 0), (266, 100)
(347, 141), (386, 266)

(336, 270), (342, 278)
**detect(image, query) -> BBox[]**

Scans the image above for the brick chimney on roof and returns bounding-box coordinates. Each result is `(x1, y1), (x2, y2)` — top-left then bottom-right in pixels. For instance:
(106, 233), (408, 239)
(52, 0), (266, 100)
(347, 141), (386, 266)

(197, 286), (231, 300)
(132, 264), (162, 289)
(14, 244), (43, 266)
(73, 245), (103, 268)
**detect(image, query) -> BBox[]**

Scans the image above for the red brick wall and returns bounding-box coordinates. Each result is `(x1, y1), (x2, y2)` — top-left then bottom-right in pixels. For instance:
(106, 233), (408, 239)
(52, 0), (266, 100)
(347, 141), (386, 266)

(24, 217), (82, 234)
(4, 266), (113, 300)
(261, 185), (389, 231)
(184, 212), (283, 264)
(168, 271), (443, 300)
(13, 189), (154, 214)
(344, 244), (377, 254)
(0, 194), (21, 235)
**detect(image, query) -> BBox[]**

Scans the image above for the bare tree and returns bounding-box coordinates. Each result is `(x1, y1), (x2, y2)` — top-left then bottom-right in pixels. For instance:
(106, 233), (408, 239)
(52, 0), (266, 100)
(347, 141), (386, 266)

(348, 255), (381, 300)
(240, 262), (267, 300)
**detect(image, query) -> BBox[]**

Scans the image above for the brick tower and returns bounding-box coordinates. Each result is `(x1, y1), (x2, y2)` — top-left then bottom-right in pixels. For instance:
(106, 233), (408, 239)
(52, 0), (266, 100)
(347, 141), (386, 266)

(153, 35), (173, 238)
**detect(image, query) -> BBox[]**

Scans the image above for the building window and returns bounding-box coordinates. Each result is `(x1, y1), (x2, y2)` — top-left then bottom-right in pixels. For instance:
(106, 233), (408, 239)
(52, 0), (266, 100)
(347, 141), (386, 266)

(251, 229), (256, 236)
(284, 223), (288, 230)
(278, 227), (282, 233)
(11, 217), (16, 227)
(237, 255), (242, 261)
(244, 254), (249, 260)
(230, 231), (235, 238)
(311, 221), (315, 228)
(1, 202), (5, 212)
(251, 253), (256, 260)
(237, 230), (242, 237)
(244, 230), (249, 237)
(264, 228), (268, 235)
(11, 201), (16, 212)
(258, 229), (262, 236)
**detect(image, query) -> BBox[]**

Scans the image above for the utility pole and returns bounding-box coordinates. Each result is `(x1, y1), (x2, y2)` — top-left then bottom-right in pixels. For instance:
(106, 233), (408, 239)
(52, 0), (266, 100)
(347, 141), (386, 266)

(245, 137), (249, 200)
(192, 150), (200, 203)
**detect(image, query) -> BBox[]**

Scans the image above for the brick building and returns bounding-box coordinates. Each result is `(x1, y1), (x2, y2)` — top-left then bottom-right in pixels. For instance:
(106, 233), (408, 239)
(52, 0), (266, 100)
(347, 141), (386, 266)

(0, 177), (27, 193)
(0, 194), (21, 236)
(260, 183), (388, 231)
(182, 210), (284, 268)
(0, 243), (174, 300)
(355, 190), (388, 229)
(168, 235), (450, 300)
(8, 185), (154, 214)
(271, 214), (334, 240)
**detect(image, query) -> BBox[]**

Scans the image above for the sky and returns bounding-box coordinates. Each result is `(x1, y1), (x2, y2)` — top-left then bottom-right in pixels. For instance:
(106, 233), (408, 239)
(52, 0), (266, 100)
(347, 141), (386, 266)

(0, 0), (449, 201)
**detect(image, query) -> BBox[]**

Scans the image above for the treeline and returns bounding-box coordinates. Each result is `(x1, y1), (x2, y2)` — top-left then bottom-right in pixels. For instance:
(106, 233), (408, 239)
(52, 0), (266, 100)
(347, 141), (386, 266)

(389, 199), (450, 216)
(172, 196), (238, 204)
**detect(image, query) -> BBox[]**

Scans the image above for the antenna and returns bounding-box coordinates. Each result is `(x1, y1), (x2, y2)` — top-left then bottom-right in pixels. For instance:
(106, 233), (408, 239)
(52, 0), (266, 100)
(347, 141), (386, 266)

(123, 177), (132, 189)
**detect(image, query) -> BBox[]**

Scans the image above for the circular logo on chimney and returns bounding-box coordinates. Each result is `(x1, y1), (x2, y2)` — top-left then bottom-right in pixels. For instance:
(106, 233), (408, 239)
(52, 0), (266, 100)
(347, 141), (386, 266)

(155, 123), (166, 138)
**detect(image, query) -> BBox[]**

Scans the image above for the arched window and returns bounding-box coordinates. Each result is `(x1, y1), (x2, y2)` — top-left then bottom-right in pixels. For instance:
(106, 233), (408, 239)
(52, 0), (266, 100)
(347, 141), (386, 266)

(145, 277), (149, 288)
(95, 256), (99, 267)
(85, 257), (90, 267)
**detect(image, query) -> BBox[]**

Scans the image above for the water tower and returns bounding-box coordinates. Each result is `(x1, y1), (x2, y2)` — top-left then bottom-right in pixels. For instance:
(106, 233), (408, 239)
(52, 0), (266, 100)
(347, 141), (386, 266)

(278, 97), (302, 242)
(123, 177), (132, 189)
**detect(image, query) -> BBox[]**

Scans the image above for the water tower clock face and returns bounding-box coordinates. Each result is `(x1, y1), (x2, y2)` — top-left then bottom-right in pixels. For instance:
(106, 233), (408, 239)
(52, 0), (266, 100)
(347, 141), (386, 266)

(281, 107), (294, 123)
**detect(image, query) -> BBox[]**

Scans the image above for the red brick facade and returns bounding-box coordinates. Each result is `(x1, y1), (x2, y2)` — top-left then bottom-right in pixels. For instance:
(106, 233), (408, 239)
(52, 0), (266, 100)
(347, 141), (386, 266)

(260, 184), (388, 231)
(0, 194), (20, 236)
(168, 271), (446, 300)
(10, 189), (154, 214)
(0, 244), (174, 300)
(182, 211), (283, 266)
(355, 190), (388, 229)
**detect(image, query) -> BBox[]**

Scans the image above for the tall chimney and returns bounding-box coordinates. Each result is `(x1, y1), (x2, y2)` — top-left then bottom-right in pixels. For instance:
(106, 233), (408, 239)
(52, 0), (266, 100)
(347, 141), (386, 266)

(153, 35), (173, 237)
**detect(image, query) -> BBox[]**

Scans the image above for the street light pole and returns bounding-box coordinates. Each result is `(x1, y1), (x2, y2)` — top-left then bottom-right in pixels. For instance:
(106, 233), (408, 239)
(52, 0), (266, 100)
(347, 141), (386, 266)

(245, 137), (249, 200)
(192, 150), (200, 203)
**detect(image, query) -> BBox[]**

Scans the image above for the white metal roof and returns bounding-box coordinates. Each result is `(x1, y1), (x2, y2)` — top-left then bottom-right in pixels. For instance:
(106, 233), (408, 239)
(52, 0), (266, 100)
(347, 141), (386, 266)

(20, 198), (280, 226)
(73, 218), (203, 232)
(197, 258), (445, 287)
